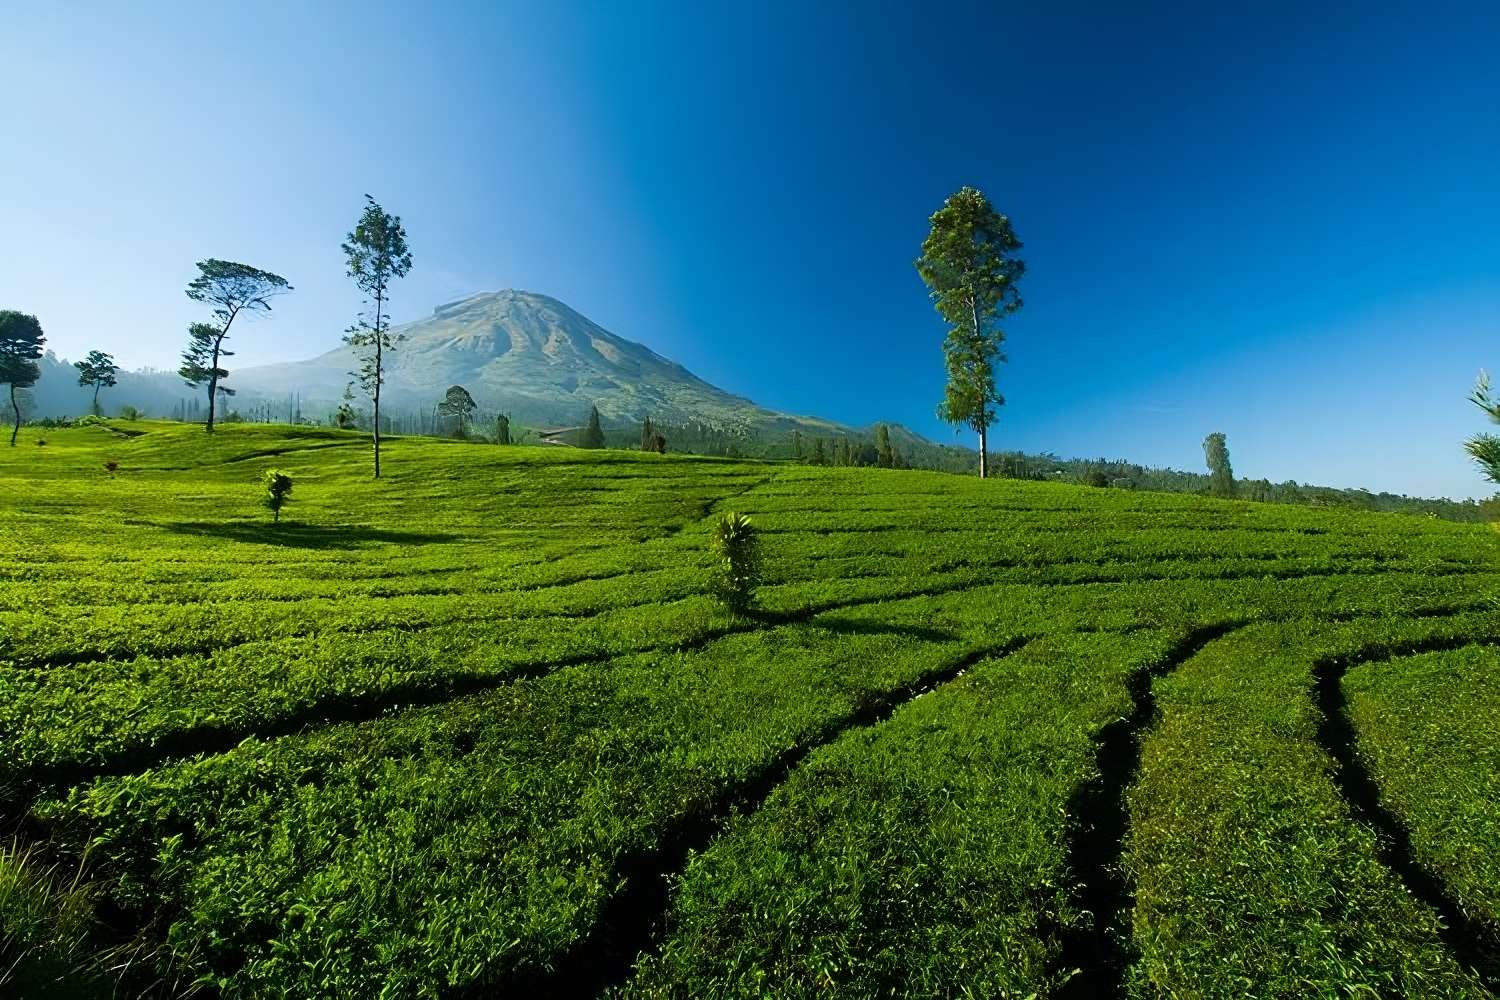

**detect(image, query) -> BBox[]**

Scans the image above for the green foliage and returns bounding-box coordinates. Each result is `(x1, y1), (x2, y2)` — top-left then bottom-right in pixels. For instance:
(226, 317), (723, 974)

(342, 195), (414, 478)
(261, 469), (293, 522)
(708, 511), (760, 613)
(182, 259), (291, 435)
(72, 350), (119, 415)
(0, 310), (45, 447)
(437, 384), (477, 437)
(1344, 645), (1500, 947)
(1467, 371), (1500, 484)
(581, 405), (605, 449)
(494, 412), (511, 445)
(1125, 617), (1499, 997)
(875, 422), (894, 468)
(117, 404), (140, 421)
(1078, 463), (1111, 488)
(915, 187), (1024, 477)
(1, 423), (1498, 995)
(0, 839), (111, 998)
(1203, 431), (1236, 498)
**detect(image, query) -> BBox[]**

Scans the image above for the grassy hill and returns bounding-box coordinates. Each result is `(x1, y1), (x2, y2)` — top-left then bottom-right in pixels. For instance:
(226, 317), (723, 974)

(3, 422), (1498, 997)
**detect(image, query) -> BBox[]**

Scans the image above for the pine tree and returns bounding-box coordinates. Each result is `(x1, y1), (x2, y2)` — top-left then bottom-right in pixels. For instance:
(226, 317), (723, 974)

(581, 406), (605, 449)
(73, 350), (120, 415)
(641, 415), (655, 451)
(0, 311), (45, 446)
(875, 424), (894, 468)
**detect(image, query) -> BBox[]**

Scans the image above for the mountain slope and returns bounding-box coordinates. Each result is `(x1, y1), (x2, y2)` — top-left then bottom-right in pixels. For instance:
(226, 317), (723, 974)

(234, 290), (826, 431)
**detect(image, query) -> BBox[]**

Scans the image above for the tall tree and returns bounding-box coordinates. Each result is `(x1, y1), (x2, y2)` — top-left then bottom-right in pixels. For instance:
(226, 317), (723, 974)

(1203, 432), (1236, 498)
(915, 186), (1025, 478)
(0, 311), (45, 446)
(495, 413), (512, 445)
(581, 406), (605, 449)
(437, 384), (477, 437)
(1466, 370), (1500, 483)
(342, 195), (413, 478)
(640, 415), (655, 451)
(73, 350), (120, 415)
(875, 424), (894, 468)
(183, 258), (292, 432)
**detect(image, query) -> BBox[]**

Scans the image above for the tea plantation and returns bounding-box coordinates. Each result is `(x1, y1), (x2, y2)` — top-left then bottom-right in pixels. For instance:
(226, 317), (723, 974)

(2, 422), (1497, 997)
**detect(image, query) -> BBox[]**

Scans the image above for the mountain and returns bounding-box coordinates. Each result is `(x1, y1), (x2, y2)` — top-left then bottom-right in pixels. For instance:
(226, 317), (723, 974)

(233, 290), (799, 430)
(28, 290), (963, 462)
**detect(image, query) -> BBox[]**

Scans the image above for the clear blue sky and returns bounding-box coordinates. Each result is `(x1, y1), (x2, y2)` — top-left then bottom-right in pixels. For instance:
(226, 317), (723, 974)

(3, 2), (1498, 497)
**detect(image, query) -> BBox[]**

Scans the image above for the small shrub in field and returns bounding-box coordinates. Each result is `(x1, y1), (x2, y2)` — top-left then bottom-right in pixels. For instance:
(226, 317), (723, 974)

(709, 512), (760, 613)
(117, 405), (140, 420)
(103, 461), (118, 476)
(262, 469), (293, 522)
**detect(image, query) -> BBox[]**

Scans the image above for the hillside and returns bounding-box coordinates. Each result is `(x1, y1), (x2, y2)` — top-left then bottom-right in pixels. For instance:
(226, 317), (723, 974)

(3, 422), (1498, 997)
(28, 289), (957, 463)
(231, 290), (789, 427)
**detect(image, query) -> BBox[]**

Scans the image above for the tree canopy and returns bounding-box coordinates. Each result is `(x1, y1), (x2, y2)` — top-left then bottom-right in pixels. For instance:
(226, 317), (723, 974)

(437, 384), (477, 436)
(581, 406), (605, 449)
(183, 259), (290, 432)
(74, 350), (120, 412)
(0, 310), (46, 446)
(1466, 371), (1500, 483)
(1203, 432), (1236, 498)
(915, 187), (1025, 478)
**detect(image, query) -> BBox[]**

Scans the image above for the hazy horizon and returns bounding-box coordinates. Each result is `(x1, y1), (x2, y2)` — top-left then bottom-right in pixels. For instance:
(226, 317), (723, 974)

(4, 2), (1498, 498)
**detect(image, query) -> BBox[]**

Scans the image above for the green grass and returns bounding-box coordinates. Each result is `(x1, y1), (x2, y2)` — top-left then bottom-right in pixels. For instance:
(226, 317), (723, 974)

(2, 420), (1498, 996)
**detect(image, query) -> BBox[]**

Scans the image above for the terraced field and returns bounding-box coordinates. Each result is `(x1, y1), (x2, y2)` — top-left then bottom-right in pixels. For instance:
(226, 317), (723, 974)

(2, 422), (1498, 997)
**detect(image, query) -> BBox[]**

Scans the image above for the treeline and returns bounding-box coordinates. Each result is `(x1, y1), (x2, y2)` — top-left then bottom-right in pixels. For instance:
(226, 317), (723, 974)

(988, 449), (1499, 523)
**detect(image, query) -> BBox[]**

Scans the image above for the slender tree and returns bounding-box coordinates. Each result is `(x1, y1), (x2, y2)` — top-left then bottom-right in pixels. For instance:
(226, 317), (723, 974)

(182, 259), (291, 432)
(1203, 432), (1236, 498)
(336, 383), (358, 429)
(73, 350), (120, 415)
(0, 311), (45, 446)
(640, 415), (655, 451)
(343, 195), (413, 478)
(495, 413), (512, 445)
(875, 424), (894, 468)
(915, 187), (1025, 478)
(1465, 370), (1500, 483)
(581, 405), (605, 449)
(437, 384), (477, 437)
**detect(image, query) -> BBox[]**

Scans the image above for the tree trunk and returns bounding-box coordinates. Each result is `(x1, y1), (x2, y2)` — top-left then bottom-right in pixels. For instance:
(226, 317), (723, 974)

(92, 382), (101, 415)
(206, 367), (217, 433)
(9, 383), (19, 446)
(373, 290), (384, 479)
(970, 291), (987, 478)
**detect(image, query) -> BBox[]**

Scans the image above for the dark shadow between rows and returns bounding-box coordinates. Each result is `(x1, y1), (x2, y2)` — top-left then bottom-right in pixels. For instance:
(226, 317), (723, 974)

(161, 520), (462, 549)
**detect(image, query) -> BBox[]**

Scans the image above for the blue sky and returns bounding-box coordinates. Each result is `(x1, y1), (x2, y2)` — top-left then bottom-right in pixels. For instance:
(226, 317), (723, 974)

(3, 2), (1498, 497)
